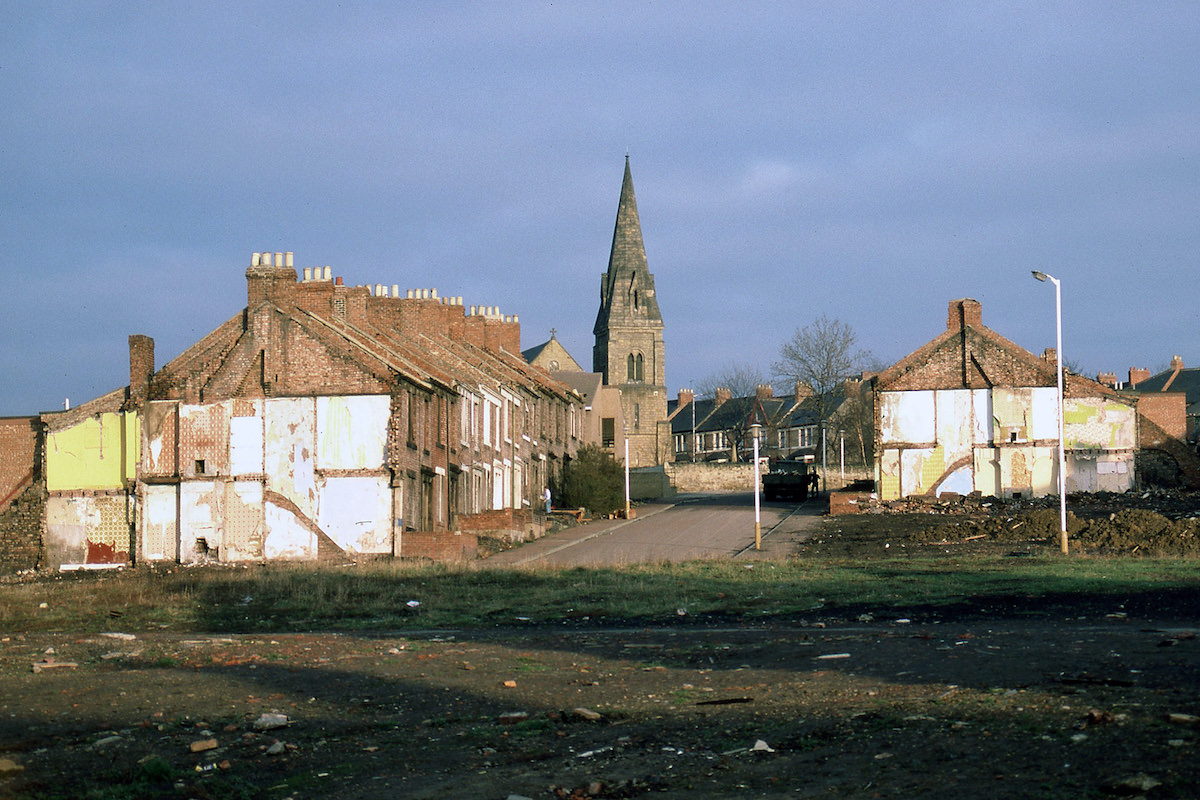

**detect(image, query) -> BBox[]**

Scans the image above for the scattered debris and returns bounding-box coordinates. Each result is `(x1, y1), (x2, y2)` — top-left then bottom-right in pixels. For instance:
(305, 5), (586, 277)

(189, 738), (219, 753)
(253, 713), (291, 730)
(696, 697), (753, 706)
(31, 658), (77, 673)
(570, 707), (602, 721)
(1102, 773), (1162, 794)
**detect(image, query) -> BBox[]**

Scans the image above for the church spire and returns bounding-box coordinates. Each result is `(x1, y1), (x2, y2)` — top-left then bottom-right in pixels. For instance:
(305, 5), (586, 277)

(594, 156), (662, 338)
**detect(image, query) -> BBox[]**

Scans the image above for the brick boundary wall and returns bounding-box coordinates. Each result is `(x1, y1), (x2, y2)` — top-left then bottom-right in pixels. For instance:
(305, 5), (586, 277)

(398, 531), (479, 561)
(456, 508), (545, 545)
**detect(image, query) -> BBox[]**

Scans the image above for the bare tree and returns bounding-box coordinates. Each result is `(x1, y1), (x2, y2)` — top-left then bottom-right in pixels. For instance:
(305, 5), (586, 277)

(693, 362), (767, 400)
(773, 316), (872, 434)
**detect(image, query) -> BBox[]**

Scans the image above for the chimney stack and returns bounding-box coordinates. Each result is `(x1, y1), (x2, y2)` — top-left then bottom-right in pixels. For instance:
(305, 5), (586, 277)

(947, 298), (982, 331)
(128, 334), (155, 404)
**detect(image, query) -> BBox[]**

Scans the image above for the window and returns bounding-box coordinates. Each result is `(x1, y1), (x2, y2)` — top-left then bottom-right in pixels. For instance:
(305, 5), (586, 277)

(407, 392), (417, 447)
(626, 352), (644, 382)
(634, 403), (641, 431)
(602, 417), (616, 447)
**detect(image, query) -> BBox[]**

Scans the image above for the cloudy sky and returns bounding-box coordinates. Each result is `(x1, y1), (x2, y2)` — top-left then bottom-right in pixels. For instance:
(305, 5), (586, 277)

(3, 3), (1198, 414)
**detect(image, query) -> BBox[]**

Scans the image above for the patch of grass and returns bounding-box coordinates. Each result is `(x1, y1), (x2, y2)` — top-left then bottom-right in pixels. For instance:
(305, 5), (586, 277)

(1, 555), (1198, 634)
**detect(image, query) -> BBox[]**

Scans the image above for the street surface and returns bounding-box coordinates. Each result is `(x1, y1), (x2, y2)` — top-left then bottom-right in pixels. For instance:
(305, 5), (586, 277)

(483, 492), (824, 567)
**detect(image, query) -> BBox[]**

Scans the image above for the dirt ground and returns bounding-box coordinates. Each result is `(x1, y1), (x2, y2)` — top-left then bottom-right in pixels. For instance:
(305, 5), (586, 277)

(3, 493), (1200, 800)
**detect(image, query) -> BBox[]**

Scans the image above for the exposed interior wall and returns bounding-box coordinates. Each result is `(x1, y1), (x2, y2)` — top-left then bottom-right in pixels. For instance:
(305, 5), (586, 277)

(141, 395), (394, 563)
(877, 388), (1136, 500)
(43, 407), (139, 566)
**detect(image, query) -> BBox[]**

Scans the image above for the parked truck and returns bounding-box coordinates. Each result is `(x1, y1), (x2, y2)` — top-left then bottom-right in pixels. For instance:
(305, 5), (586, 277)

(762, 458), (818, 502)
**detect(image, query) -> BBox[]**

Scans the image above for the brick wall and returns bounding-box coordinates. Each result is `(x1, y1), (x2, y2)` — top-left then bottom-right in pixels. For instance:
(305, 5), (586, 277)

(398, 530), (478, 560)
(0, 417), (40, 511)
(1136, 392), (1187, 442)
(457, 508), (543, 543)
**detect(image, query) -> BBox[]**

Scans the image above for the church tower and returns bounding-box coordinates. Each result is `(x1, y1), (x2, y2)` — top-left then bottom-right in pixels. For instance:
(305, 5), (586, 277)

(593, 156), (669, 467)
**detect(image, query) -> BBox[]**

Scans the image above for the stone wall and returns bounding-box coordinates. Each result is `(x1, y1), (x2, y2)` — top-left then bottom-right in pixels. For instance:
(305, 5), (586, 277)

(667, 462), (872, 495)
(0, 483), (44, 573)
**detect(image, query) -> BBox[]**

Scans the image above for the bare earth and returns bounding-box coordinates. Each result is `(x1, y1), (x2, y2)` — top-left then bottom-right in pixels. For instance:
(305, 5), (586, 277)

(2, 496), (1199, 800)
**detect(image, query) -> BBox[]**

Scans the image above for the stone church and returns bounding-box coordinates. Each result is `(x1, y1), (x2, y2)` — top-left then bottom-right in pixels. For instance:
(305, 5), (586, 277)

(593, 157), (670, 467)
(524, 156), (670, 467)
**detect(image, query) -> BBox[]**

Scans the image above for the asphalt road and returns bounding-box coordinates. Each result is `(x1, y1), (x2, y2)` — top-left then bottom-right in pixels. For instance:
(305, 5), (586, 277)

(483, 492), (825, 567)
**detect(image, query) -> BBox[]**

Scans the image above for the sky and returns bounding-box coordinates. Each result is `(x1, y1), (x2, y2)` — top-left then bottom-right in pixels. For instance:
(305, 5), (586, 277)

(3, 3), (1198, 415)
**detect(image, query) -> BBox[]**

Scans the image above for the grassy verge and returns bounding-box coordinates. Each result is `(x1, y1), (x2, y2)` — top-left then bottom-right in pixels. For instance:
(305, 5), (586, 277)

(3, 554), (1198, 634)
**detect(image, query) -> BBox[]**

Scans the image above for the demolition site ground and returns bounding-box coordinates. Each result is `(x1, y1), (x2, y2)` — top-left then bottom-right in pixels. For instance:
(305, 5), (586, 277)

(2, 491), (1200, 800)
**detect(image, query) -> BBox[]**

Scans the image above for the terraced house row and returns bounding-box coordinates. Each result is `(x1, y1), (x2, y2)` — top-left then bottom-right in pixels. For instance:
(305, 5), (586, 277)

(28, 251), (588, 569)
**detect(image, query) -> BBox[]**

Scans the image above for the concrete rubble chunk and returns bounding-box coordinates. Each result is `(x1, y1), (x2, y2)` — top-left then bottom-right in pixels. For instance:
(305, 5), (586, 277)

(571, 707), (602, 721)
(254, 713), (291, 730)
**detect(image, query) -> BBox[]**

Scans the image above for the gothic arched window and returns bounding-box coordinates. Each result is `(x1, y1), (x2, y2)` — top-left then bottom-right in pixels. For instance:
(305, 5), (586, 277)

(627, 352), (644, 382)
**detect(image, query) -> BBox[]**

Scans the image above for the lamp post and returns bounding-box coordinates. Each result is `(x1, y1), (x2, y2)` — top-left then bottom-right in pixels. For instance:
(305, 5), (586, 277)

(751, 421), (762, 550)
(624, 437), (631, 519)
(1032, 270), (1068, 554)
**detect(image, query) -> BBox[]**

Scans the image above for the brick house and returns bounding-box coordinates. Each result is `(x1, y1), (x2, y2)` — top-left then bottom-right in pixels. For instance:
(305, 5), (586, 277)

(523, 332), (627, 460)
(669, 382), (862, 466)
(868, 299), (1138, 500)
(38, 252), (585, 568)
(1104, 357), (1200, 487)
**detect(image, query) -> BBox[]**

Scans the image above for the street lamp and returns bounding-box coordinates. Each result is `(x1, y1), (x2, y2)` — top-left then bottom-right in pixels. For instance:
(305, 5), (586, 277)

(1032, 270), (1069, 554)
(750, 421), (762, 550)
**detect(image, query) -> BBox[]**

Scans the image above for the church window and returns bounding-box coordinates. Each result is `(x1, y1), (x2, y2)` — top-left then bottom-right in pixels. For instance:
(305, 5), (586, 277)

(626, 352), (644, 382)
(634, 403), (641, 430)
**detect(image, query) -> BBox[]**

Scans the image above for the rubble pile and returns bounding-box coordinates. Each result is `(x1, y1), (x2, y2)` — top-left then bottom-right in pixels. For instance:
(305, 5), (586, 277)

(857, 488), (1200, 556)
